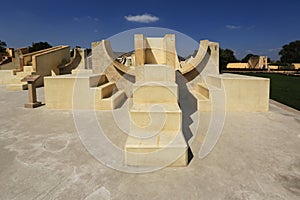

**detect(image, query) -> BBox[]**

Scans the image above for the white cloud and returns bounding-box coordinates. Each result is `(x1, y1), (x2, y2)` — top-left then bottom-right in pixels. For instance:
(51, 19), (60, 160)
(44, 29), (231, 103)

(125, 13), (159, 23)
(226, 25), (241, 30)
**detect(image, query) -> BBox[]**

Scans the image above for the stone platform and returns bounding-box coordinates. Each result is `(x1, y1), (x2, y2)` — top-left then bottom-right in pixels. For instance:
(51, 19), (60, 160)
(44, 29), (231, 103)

(0, 86), (299, 199)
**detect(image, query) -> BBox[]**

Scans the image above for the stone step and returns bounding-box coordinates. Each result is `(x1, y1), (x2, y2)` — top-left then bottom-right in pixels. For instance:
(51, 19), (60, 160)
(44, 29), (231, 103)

(94, 90), (126, 110)
(190, 90), (211, 112)
(93, 82), (116, 100)
(206, 74), (222, 88)
(135, 64), (175, 82)
(197, 82), (220, 99)
(89, 74), (107, 87)
(125, 130), (188, 167)
(71, 69), (93, 74)
(197, 82), (210, 99)
(133, 81), (178, 104)
(15, 71), (32, 79)
(23, 66), (34, 73)
(6, 77), (23, 84)
(130, 103), (181, 132)
(6, 83), (28, 91)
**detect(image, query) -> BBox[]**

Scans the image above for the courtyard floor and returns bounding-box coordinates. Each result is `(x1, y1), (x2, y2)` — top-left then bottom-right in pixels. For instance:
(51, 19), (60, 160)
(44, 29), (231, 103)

(0, 86), (299, 200)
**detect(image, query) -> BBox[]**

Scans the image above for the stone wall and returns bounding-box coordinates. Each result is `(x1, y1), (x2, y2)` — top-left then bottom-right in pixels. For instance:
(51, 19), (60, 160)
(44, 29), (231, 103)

(32, 46), (70, 86)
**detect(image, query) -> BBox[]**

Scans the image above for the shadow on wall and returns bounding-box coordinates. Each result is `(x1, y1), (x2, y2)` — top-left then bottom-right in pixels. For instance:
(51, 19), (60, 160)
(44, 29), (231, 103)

(59, 49), (82, 75)
(183, 50), (210, 82)
(176, 71), (198, 163)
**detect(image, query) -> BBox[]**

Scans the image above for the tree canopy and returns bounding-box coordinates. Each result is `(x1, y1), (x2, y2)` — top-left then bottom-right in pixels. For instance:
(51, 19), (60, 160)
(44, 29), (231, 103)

(241, 53), (259, 63)
(28, 42), (52, 53)
(279, 40), (300, 63)
(0, 40), (7, 53)
(219, 48), (238, 69)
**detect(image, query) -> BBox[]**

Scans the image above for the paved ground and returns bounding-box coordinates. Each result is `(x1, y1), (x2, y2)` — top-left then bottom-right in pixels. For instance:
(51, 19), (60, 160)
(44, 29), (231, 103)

(0, 86), (299, 200)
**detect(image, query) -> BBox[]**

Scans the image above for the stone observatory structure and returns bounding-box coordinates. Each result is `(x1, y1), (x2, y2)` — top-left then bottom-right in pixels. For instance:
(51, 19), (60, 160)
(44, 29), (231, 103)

(43, 34), (270, 167)
(0, 46), (87, 90)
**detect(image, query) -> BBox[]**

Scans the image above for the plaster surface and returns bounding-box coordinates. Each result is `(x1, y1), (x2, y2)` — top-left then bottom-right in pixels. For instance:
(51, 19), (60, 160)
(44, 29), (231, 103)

(0, 86), (299, 199)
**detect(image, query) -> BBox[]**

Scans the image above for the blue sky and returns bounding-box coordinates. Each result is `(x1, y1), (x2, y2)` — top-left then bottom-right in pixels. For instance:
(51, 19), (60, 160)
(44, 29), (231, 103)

(1, 0), (300, 60)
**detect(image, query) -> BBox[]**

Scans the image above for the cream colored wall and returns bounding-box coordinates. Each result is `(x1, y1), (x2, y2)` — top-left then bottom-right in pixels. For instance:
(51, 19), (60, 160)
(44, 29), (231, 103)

(32, 46), (70, 86)
(0, 70), (14, 85)
(292, 63), (300, 69)
(44, 74), (124, 110)
(21, 46), (63, 67)
(145, 38), (165, 64)
(44, 75), (93, 109)
(268, 65), (279, 70)
(221, 74), (269, 112)
(226, 63), (249, 69)
(0, 61), (19, 70)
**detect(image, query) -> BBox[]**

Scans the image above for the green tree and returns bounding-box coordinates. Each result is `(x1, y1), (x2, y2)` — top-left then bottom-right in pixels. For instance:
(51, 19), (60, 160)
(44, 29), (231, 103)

(241, 53), (259, 63)
(279, 40), (300, 63)
(0, 40), (7, 53)
(219, 48), (238, 70)
(28, 42), (52, 53)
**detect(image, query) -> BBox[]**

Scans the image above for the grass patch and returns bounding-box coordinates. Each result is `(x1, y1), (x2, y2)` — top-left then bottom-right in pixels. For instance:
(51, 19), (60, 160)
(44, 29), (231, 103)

(241, 73), (300, 110)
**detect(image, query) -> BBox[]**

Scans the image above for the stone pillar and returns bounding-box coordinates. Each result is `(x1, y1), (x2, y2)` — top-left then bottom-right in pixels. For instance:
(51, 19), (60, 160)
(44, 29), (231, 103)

(21, 75), (42, 108)
(164, 34), (176, 68)
(77, 48), (87, 69)
(134, 34), (146, 66)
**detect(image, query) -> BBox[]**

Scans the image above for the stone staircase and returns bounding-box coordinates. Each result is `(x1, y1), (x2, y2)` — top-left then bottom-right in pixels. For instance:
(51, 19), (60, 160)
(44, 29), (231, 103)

(92, 74), (126, 110)
(190, 74), (223, 111)
(44, 72), (126, 110)
(5, 66), (34, 90)
(125, 64), (188, 167)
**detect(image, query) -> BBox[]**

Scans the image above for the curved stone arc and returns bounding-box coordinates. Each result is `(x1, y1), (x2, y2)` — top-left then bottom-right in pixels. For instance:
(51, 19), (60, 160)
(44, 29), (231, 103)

(92, 40), (135, 97)
(58, 48), (82, 74)
(179, 40), (209, 74)
(93, 40), (135, 76)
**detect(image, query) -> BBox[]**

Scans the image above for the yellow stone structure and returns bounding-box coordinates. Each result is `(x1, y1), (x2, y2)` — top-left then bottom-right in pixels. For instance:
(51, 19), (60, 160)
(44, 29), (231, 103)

(125, 64), (188, 166)
(0, 46), (74, 90)
(41, 33), (270, 167)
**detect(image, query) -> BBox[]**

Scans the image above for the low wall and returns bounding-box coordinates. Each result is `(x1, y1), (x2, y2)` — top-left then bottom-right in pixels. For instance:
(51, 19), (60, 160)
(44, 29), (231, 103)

(44, 74), (102, 109)
(21, 46), (63, 67)
(32, 46), (70, 86)
(0, 61), (20, 70)
(0, 70), (14, 85)
(221, 73), (270, 112)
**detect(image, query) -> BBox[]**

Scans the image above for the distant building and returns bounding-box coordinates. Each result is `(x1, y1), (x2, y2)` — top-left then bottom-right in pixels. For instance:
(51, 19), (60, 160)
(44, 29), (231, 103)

(248, 56), (268, 69)
(226, 56), (268, 69)
(226, 63), (249, 69)
(268, 65), (279, 70)
(116, 52), (135, 67)
(292, 63), (300, 69)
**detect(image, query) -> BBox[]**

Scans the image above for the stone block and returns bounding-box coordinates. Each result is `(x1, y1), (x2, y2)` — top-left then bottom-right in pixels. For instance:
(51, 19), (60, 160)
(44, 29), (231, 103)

(133, 82), (178, 104)
(125, 131), (188, 167)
